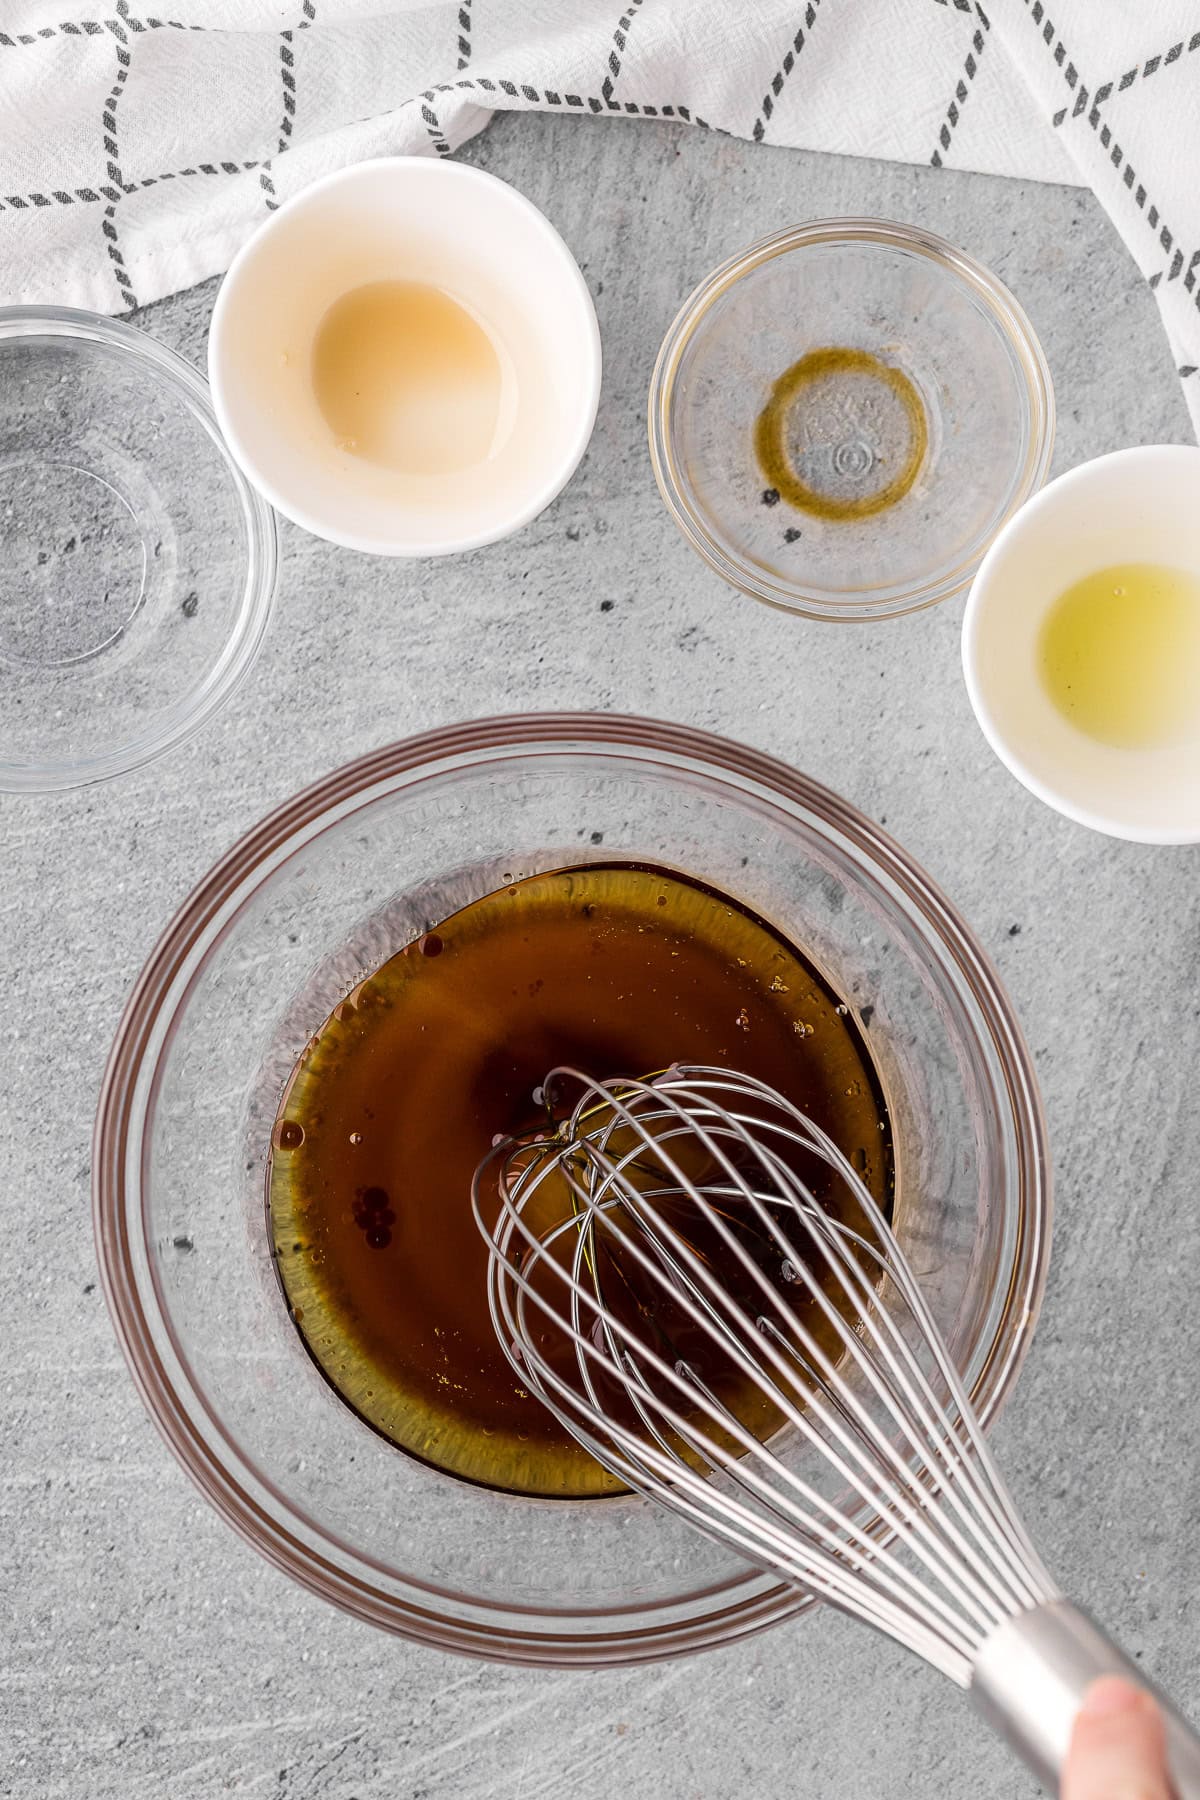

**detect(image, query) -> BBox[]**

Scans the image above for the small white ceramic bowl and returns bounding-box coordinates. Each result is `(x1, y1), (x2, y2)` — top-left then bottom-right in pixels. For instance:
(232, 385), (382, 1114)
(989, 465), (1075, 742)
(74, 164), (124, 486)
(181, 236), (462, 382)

(962, 444), (1200, 844)
(208, 158), (601, 557)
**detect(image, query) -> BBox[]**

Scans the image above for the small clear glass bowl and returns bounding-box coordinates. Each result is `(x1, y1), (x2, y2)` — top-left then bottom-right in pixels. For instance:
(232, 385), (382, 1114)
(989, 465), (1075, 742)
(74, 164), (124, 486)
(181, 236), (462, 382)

(0, 307), (277, 791)
(94, 714), (1050, 1666)
(649, 219), (1055, 623)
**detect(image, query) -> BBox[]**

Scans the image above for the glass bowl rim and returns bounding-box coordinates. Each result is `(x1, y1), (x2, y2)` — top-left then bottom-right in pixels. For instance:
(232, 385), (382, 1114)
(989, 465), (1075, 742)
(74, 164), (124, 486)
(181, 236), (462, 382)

(92, 712), (1052, 1665)
(647, 217), (1056, 624)
(0, 304), (278, 792)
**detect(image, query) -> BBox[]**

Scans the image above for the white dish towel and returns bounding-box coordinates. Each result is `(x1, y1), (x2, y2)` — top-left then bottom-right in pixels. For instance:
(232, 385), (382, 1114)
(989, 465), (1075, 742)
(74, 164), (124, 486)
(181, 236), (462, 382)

(2, 0), (1198, 429)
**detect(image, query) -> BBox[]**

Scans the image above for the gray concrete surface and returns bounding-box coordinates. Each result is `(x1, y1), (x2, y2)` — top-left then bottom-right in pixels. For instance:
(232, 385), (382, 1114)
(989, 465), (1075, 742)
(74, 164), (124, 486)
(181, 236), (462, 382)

(3, 111), (1199, 1799)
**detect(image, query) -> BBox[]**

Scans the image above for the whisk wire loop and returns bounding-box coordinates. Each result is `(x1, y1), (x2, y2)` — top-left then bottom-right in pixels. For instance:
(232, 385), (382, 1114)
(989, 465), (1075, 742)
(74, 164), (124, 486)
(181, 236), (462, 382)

(569, 1071), (1051, 1625)
(583, 1126), (1030, 1636)
(472, 1064), (1060, 1688)
(485, 1168), (981, 1668)
(631, 1071), (1056, 1611)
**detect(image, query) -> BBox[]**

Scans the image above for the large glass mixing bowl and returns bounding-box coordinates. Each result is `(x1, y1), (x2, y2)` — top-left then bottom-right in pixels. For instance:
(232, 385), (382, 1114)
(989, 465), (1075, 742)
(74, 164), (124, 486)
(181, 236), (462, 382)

(94, 715), (1050, 1666)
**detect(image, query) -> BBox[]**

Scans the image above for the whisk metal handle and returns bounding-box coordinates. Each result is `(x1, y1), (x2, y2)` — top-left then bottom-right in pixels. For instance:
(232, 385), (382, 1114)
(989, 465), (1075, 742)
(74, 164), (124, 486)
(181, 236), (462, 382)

(971, 1601), (1200, 1797)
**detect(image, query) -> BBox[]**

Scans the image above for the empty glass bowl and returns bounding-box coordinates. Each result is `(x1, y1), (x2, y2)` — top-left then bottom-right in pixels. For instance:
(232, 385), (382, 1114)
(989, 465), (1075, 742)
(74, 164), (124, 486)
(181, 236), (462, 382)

(94, 715), (1049, 1664)
(0, 308), (276, 791)
(649, 220), (1054, 622)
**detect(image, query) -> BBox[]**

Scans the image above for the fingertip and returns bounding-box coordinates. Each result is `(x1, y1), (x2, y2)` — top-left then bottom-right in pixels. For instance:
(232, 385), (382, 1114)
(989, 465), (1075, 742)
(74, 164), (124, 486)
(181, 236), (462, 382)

(1080, 1676), (1152, 1719)
(1065, 1678), (1171, 1800)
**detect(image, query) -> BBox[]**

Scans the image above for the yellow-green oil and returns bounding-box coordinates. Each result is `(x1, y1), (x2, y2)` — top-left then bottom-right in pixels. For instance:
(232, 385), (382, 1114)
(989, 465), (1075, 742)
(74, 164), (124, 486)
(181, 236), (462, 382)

(1038, 561), (1200, 749)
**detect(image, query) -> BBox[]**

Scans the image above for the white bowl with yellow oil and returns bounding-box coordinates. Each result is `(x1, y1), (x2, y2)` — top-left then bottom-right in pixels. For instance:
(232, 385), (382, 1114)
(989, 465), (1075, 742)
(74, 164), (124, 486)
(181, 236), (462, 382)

(962, 445), (1200, 843)
(208, 158), (601, 557)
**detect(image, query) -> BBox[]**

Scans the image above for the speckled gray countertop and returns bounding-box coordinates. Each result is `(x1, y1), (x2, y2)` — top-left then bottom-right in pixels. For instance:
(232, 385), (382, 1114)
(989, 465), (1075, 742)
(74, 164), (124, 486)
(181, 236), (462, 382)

(2, 112), (1198, 1799)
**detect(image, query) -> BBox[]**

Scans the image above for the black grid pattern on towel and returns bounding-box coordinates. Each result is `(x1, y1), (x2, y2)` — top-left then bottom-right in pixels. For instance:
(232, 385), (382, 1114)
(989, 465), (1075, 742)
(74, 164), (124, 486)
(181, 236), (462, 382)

(930, 6), (990, 168)
(260, 0), (316, 212)
(0, 0), (1196, 356)
(751, 1), (820, 144)
(1023, 0), (1200, 368)
(0, 0), (322, 307)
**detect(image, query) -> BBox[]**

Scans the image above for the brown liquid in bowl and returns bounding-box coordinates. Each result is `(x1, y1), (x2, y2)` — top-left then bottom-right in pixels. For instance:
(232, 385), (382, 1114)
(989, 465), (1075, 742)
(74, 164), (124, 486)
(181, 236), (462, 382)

(268, 864), (893, 1497)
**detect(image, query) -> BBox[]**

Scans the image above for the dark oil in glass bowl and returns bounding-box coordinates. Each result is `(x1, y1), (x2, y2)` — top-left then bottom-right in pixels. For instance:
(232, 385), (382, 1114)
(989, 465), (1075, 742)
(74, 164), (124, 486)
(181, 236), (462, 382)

(268, 863), (893, 1498)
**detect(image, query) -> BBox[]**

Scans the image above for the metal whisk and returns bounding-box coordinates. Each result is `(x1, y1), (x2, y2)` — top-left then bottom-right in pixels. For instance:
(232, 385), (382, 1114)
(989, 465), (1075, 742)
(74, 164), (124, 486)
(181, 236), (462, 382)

(472, 1064), (1200, 1796)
